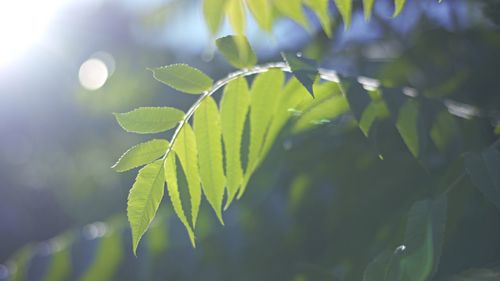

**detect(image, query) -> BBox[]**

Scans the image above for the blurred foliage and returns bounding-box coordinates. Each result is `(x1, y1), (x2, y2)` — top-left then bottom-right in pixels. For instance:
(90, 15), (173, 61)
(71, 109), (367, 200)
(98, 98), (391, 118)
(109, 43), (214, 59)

(1, 0), (500, 281)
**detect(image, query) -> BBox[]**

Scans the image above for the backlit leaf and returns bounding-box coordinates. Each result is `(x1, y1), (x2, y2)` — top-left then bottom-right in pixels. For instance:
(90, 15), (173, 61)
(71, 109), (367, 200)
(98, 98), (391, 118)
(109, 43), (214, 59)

(164, 151), (196, 246)
(246, 0), (273, 31)
(226, 0), (246, 34)
(194, 97), (226, 223)
(127, 160), (165, 255)
(220, 77), (250, 208)
(272, 0), (309, 30)
(216, 35), (257, 69)
(112, 139), (169, 172)
(394, 0), (406, 17)
(304, 0), (332, 37)
(204, 0), (227, 34)
(114, 107), (184, 134)
(334, 0), (353, 28)
(241, 69), (284, 197)
(149, 64), (213, 94)
(363, 0), (375, 20)
(172, 123), (202, 228)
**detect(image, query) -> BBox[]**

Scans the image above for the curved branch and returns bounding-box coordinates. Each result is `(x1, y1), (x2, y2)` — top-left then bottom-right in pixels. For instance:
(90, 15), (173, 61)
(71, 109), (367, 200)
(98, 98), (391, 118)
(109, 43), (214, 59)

(162, 61), (499, 161)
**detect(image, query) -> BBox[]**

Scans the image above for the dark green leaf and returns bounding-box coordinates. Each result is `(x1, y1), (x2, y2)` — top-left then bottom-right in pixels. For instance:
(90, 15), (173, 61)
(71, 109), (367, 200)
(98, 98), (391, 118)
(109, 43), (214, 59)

(465, 147), (500, 210)
(340, 78), (372, 122)
(282, 52), (319, 97)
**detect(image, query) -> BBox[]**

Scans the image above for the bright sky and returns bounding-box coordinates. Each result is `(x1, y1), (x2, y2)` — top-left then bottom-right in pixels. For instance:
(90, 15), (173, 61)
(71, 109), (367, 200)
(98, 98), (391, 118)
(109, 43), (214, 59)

(0, 0), (67, 67)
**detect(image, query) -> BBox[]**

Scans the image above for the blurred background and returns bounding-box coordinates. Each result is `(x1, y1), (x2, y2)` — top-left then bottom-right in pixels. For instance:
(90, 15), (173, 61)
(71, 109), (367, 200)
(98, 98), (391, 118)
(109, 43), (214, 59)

(0, 0), (500, 280)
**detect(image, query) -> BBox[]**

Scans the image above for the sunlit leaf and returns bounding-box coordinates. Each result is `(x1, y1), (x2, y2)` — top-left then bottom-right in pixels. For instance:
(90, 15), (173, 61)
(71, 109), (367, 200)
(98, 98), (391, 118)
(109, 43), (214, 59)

(149, 64), (213, 94)
(304, 0), (332, 37)
(226, 0), (246, 34)
(465, 147), (500, 210)
(194, 97), (226, 223)
(42, 237), (71, 281)
(112, 139), (169, 172)
(114, 107), (184, 134)
(394, 0), (406, 17)
(164, 151), (196, 246)
(396, 100), (421, 157)
(272, 0), (309, 30)
(204, 0), (227, 35)
(220, 77), (250, 208)
(334, 0), (353, 28)
(127, 160), (165, 255)
(363, 0), (375, 20)
(292, 94), (349, 133)
(216, 35), (257, 69)
(172, 123), (202, 228)
(241, 69), (284, 197)
(282, 52), (318, 97)
(246, 0), (273, 31)
(78, 229), (123, 281)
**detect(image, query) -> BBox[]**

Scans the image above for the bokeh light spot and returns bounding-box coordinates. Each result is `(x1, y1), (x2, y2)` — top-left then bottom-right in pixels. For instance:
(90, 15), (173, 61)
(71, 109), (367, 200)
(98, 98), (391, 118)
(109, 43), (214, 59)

(78, 58), (109, 91)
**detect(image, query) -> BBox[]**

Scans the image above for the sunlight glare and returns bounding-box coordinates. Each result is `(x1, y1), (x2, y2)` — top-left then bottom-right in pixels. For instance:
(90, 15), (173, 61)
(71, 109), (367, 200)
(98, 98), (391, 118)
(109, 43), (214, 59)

(79, 58), (109, 91)
(0, 0), (65, 66)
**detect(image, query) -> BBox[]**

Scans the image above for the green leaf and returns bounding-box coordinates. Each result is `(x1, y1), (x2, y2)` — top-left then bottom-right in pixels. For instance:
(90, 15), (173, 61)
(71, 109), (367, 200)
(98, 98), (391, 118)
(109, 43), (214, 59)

(112, 139), (169, 172)
(362, 250), (403, 281)
(304, 0), (332, 37)
(42, 243), (71, 281)
(114, 107), (184, 134)
(399, 196), (447, 281)
(204, 0), (227, 35)
(194, 97), (226, 223)
(164, 151), (196, 246)
(220, 77), (250, 209)
(282, 52), (319, 97)
(393, 0), (405, 17)
(226, 0), (246, 34)
(363, 0), (375, 20)
(241, 69), (284, 197)
(261, 77), (309, 157)
(334, 0), (353, 28)
(495, 124), (500, 135)
(149, 64), (213, 94)
(127, 160), (165, 255)
(216, 35), (257, 69)
(464, 147), (500, 210)
(430, 110), (460, 153)
(79, 229), (123, 281)
(246, 0), (273, 31)
(292, 94), (349, 133)
(359, 100), (389, 137)
(396, 100), (420, 157)
(340, 78), (372, 122)
(273, 0), (309, 30)
(172, 123), (202, 228)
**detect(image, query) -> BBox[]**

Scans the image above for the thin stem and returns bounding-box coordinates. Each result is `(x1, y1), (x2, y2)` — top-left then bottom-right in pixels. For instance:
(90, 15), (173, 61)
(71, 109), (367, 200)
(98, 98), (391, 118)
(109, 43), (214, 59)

(443, 173), (466, 195)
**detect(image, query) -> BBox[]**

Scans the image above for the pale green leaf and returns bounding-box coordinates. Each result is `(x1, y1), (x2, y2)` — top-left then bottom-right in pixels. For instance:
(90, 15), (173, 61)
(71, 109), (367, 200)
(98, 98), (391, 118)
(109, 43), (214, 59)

(172, 123), (202, 228)
(149, 64), (213, 94)
(465, 147), (500, 210)
(226, 0), (246, 34)
(394, 0), (405, 17)
(334, 0), (353, 28)
(216, 35), (257, 69)
(114, 107), (184, 134)
(241, 69), (284, 197)
(220, 77), (250, 209)
(112, 139), (169, 172)
(261, 77), (309, 157)
(363, 0), (375, 20)
(246, 0), (273, 31)
(194, 97), (226, 223)
(127, 160), (165, 255)
(304, 0), (332, 37)
(79, 229), (123, 281)
(42, 236), (72, 281)
(292, 94), (349, 133)
(164, 151), (196, 246)
(272, 0), (309, 30)
(204, 0), (227, 35)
